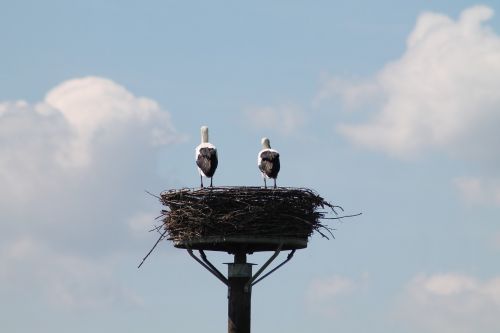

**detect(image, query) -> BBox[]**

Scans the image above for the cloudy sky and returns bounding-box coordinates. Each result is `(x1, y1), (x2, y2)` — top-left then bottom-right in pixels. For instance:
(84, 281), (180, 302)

(1, 1), (500, 332)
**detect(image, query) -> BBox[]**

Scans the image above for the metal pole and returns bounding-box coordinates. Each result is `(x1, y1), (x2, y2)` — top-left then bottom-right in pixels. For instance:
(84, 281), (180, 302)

(227, 252), (252, 333)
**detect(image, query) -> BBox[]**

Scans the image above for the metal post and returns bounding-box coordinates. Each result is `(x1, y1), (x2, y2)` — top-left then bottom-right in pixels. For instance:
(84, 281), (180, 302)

(227, 252), (252, 333)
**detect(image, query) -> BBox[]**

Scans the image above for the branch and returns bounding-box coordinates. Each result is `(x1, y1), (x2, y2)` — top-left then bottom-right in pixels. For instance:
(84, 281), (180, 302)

(145, 190), (160, 199)
(323, 212), (362, 220)
(137, 229), (167, 269)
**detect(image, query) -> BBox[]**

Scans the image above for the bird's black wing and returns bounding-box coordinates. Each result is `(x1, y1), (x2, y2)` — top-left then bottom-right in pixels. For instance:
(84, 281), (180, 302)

(197, 147), (218, 177)
(259, 151), (280, 178)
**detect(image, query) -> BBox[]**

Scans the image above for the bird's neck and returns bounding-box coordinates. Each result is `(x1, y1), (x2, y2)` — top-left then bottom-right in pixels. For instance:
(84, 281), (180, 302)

(201, 131), (209, 143)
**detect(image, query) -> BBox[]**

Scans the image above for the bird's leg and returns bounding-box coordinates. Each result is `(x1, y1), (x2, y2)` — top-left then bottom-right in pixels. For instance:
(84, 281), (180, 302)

(273, 179), (277, 189)
(264, 178), (267, 189)
(210, 177), (213, 187)
(200, 175), (204, 188)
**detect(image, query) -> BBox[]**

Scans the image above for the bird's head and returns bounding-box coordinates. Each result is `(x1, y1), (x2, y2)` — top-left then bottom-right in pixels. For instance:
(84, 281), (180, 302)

(261, 137), (271, 149)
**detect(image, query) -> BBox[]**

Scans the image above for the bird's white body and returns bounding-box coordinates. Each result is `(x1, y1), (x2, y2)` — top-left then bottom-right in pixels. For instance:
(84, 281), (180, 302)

(196, 142), (217, 177)
(257, 137), (280, 188)
(195, 126), (218, 187)
(257, 148), (279, 178)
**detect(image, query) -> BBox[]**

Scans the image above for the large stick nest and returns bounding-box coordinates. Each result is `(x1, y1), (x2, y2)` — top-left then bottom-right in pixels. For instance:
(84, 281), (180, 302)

(160, 186), (342, 242)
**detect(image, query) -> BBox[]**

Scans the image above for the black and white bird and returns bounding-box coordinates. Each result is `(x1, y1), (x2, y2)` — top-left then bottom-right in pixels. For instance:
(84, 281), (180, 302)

(257, 137), (280, 189)
(195, 126), (218, 187)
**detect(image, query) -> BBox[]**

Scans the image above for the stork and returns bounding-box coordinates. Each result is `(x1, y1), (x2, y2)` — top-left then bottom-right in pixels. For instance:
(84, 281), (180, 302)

(195, 126), (218, 187)
(257, 137), (280, 189)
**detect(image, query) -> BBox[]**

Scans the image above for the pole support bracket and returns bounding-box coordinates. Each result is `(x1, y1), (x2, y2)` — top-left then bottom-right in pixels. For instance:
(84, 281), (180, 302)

(243, 244), (296, 292)
(186, 248), (229, 286)
(251, 249), (296, 287)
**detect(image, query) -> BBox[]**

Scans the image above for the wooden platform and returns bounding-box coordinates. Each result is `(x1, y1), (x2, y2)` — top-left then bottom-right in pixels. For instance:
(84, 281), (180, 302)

(173, 235), (307, 253)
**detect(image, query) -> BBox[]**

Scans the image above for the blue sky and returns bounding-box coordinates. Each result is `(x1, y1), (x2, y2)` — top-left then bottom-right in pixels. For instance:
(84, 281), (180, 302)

(2, 1), (500, 332)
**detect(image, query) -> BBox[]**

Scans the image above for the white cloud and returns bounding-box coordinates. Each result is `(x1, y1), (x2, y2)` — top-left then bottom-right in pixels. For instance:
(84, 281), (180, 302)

(0, 76), (181, 308)
(243, 104), (305, 135)
(454, 176), (500, 205)
(0, 237), (143, 308)
(0, 77), (180, 203)
(45, 76), (178, 167)
(307, 275), (355, 300)
(493, 232), (500, 250)
(305, 275), (356, 316)
(420, 273), (477, 296)
(314, 76), (381, 110)
(394, 273), (500, 333)
(323, 6), (500, 159)
(0, 100), (71, 199)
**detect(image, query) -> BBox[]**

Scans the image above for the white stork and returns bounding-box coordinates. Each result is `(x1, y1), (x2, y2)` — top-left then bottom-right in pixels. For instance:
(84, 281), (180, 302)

(195, 126), (218, 187)
(257, 137), (280, 189)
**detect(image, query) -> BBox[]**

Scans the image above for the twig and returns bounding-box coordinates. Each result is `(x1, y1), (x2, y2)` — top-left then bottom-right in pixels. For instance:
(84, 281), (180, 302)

(145, 190), (160, 199)
(138, 229), (167, 269)
(323, 212), (362, 219)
